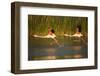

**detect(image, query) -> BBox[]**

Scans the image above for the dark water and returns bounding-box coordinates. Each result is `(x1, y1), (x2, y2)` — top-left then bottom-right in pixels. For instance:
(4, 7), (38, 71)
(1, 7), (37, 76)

(28, 36), (88, 60)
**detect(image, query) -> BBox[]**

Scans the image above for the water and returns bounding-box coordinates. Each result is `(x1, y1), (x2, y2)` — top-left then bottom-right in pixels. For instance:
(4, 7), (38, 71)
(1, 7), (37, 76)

(28, 36), (88, 60)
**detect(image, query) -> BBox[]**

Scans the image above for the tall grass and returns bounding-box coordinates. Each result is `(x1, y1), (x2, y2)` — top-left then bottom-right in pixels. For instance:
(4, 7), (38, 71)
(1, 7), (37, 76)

(28, 15), (88, 36)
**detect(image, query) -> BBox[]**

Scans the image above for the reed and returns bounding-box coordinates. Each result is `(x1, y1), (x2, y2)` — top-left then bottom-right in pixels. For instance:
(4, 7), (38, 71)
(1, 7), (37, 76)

(28, 15), (88, 36)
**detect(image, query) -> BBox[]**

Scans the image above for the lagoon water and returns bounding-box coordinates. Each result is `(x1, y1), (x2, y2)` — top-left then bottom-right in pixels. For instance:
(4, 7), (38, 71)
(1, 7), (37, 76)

(28, 36), (88, 60)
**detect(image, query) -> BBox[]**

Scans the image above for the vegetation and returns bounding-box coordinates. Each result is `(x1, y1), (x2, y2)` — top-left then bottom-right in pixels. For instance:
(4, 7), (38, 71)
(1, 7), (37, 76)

(28, 15), (88, 36)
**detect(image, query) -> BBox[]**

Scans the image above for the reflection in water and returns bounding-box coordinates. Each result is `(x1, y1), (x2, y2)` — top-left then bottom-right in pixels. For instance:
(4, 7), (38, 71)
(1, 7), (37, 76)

(45, 56), (56, 60)
(74, 54), (82, 58)
(64, 54), (82, 59)
(73, 46), (81, 51)
(28, 36), (88, 60)
(32, 56), (56, 60)
(46, 48), (56, 56)
(46, 48), (56, 60)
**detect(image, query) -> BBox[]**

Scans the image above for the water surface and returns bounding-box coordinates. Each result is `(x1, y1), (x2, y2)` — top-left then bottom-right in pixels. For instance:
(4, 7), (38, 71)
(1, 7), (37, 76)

(28, 36), (88, 60)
